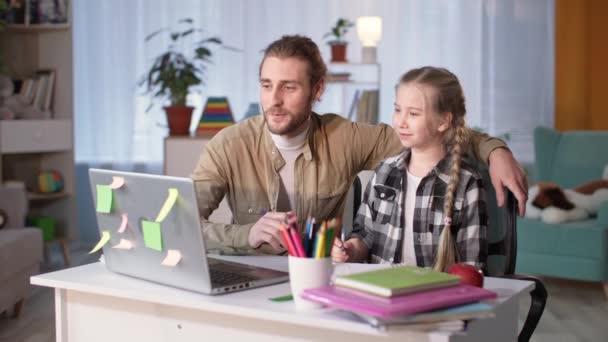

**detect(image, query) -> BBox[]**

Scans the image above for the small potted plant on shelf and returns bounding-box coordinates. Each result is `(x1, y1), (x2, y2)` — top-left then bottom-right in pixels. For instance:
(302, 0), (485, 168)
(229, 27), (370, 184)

(324, 18), (354, 63)
(140, 18), (223, 136)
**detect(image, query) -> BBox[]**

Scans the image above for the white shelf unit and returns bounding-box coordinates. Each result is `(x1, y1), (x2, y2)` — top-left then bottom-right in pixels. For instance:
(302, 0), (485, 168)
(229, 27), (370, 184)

(0, 23), (76, 241)
(316, 63), (381, 123)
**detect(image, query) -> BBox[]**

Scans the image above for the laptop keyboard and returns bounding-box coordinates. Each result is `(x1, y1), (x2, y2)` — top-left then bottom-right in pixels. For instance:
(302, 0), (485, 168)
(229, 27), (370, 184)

(210, 268), (256, 286)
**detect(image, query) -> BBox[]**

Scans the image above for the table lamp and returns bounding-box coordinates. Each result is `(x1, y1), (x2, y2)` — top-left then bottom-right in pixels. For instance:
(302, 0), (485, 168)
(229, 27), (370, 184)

(356, 16), (382, 64)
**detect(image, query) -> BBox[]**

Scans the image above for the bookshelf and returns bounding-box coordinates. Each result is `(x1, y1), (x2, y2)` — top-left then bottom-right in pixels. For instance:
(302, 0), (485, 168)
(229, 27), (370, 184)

(317, 63), (381, 123)
(0, 13), (76, 247)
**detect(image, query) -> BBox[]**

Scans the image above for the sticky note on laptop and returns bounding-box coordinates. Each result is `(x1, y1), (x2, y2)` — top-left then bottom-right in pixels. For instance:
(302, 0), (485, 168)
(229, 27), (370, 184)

(96, 185), (112, 213)
(155, 188), (178, 222)
(161, 249), (181, 266)
(89, 230), (110, 254)
(142, 220), (163, 251)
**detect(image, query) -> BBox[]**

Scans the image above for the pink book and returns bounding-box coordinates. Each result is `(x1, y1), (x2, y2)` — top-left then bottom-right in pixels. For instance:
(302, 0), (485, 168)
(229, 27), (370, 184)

(301, 284), (497, 319)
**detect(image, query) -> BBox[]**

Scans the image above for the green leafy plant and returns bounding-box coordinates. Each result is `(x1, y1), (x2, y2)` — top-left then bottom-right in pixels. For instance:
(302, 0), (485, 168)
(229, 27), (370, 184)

(323, 18), (354, 45)
(139, 18), (223, 110)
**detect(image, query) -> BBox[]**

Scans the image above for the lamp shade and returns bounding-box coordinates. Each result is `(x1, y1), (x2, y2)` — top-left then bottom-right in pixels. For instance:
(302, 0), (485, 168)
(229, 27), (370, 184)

(356, 16), (382, 47)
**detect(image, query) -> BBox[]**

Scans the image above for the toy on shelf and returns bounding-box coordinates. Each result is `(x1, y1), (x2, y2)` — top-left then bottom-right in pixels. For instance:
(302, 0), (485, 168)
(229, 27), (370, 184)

(37, 170), (64, 193)
(196, 96), (235, 135)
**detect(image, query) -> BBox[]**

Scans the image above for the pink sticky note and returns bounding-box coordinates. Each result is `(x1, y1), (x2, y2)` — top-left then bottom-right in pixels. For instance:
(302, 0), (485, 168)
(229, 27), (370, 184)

(109, 176), (125, 189)
(117, 213), (128, 233)
(161, 250), (182, 266)
(112, 239), (133, 250)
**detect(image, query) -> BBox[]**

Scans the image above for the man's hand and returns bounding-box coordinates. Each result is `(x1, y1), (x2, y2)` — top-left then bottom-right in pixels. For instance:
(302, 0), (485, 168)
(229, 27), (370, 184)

(488, 147), (528, 216)
(248, 211), (297, 251)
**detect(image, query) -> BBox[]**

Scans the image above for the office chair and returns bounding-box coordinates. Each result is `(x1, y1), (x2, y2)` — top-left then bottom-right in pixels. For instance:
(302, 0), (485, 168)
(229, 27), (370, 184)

(350, 167), (547, 342)
(480, 167), (547, 342)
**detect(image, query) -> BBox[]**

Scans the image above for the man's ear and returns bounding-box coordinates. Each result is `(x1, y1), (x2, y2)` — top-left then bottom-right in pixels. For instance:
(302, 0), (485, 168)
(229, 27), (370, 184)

(437, 112), (453, 132)
(312, 79), (324, 102)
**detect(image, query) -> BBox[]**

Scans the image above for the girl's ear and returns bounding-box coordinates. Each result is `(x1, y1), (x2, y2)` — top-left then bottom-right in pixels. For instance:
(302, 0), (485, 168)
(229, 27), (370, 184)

(437, 112), (453, 132)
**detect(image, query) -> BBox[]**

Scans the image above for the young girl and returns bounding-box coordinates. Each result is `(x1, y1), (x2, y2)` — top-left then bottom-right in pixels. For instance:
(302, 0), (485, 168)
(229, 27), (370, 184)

(332, 67), (488, 272)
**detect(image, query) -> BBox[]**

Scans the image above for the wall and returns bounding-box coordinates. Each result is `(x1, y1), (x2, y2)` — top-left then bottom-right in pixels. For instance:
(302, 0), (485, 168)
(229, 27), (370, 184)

(555, 0), (608, 130)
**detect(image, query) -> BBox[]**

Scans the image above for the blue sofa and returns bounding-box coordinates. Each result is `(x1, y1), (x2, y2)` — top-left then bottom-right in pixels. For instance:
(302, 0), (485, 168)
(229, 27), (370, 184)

(516, 127), (608, 296)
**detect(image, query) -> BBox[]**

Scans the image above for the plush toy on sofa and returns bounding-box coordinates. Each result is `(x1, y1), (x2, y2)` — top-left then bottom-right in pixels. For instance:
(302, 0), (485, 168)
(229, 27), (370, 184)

(526, 166), (608, 224)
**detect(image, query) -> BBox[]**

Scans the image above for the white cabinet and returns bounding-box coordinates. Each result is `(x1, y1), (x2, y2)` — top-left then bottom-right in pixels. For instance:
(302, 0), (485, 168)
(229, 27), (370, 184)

(0, 120), (72, 153)
(0, 22), (75, 243)
(164, 135), (232, 224)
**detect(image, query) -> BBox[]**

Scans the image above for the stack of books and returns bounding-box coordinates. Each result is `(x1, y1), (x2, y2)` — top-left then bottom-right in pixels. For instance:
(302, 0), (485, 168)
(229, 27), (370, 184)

(19, 70), (55, 114)
(301, 265), (497, 329)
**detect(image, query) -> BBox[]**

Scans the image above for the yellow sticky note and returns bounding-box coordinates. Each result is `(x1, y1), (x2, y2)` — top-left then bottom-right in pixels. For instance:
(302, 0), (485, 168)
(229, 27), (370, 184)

(89, 231), (110, 254)
(96, 185), (112, 213)
(155, 188), (178, 222)
(142, 220), (163, 251)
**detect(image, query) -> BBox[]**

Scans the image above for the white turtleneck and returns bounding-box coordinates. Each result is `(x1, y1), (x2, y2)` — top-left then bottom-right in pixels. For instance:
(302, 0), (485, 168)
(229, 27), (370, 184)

(269, 122), (309, 212)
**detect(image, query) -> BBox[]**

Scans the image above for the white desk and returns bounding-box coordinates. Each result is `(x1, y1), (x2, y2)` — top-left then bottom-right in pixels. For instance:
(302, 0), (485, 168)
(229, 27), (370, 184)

(31, 256), (533, 342)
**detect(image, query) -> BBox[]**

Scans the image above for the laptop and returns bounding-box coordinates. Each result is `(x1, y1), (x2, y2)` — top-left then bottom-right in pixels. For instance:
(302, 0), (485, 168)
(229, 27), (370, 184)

(88, 168), (288, 295)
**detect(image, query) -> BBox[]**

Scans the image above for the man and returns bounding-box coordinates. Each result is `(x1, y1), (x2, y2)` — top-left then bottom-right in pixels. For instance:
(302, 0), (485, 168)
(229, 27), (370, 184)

(192, 35), (527, 255)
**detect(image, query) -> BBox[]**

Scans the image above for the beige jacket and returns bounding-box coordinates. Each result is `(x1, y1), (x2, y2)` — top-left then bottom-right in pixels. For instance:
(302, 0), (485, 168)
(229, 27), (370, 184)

(191, 113), (504, 254)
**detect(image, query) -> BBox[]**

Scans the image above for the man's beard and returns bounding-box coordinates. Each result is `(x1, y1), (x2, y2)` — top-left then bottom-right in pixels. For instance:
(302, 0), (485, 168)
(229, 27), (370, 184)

(264, 102), (313, 136)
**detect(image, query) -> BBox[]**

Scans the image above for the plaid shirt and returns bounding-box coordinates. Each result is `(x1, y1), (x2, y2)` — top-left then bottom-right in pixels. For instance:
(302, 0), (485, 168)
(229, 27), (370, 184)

(350, 150), (488, 270)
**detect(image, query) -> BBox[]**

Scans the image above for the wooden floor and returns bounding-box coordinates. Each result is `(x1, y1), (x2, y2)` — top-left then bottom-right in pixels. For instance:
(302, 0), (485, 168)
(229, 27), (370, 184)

(1, 245), (607, 342)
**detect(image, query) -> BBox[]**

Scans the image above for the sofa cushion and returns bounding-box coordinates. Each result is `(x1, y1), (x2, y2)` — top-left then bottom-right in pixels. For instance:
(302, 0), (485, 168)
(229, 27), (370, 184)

(517, 217), (608, 259)
(0, 228), (43, 280)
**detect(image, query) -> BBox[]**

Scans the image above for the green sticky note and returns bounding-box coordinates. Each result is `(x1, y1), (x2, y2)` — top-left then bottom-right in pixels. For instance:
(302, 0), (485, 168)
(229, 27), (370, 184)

(96, 185), (112, 213)
(269, 294), (293, 302)
(142, 220), (163, 251)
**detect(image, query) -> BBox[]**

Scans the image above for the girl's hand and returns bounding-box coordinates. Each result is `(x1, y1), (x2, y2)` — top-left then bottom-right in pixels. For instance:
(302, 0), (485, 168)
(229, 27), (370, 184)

(331, 237), (352, 263)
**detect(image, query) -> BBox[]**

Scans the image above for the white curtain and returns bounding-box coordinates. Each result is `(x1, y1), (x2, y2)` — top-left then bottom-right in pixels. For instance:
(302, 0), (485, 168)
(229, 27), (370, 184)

(74, 0), (554, 165)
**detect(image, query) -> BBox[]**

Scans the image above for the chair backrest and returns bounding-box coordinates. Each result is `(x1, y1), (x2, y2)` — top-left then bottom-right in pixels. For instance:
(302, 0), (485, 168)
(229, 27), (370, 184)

(348, 166), (517, 276)
(478, 165), (518, 276)
(0, 183), (28, 229)
(535, 126), (608, 188)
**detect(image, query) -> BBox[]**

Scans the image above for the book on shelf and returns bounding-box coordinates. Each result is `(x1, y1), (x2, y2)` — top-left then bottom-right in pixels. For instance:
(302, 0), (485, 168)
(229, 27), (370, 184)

(347, 89), (361, 120)
(334, 265), (461, 297)
(354, 90), (379, 124)
(327, 72), (351, 82)
(352, 302), (495, 328)
(301, 284), (496, 319)
(18, 70), (55, 111)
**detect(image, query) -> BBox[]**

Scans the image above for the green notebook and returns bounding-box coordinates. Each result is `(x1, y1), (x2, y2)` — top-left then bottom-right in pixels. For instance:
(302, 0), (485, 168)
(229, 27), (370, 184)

(334, 265), (461, 297)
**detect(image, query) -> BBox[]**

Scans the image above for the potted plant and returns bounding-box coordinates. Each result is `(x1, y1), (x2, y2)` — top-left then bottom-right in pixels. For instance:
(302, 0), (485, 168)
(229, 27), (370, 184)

(324, 18), (354, 63)
(140, 18), (222, 136)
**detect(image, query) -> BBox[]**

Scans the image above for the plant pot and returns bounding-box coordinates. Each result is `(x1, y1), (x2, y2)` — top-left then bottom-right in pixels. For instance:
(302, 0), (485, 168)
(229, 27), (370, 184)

(330, 43), (347, 62)
(164, 105), (194, 136)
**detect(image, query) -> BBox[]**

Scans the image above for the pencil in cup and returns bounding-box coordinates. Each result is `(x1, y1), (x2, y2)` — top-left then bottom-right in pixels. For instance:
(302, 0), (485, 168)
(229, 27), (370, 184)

(289, 225), (307, 257)
(279, 225), (298, 257)
(315, 221), (327, 258)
